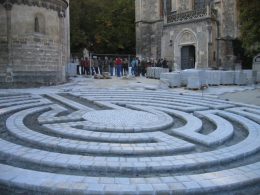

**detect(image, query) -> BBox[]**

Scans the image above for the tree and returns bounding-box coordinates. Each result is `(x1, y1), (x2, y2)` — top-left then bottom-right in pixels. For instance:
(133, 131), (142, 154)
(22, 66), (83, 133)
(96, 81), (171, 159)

(70, 0), (87, 52)
(238, 0), (260, 57)
(70, 0), (135, 55)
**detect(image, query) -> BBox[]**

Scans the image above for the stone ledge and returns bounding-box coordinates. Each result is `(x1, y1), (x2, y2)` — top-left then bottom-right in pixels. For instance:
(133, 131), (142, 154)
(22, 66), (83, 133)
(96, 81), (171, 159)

(0, 162), (259, 194)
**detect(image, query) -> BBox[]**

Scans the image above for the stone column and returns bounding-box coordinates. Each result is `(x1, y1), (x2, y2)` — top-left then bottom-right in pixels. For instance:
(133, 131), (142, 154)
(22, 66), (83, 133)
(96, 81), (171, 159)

(207, 23), (212, 68)
(3, 0), (13, 82)
(58, 10), (66, 82)
(163, 0), (167, 24)
(65, 0), (70, 76)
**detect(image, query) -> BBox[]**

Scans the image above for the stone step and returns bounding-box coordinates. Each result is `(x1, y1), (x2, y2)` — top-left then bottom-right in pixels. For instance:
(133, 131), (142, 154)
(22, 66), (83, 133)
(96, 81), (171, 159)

(226, 107), (260, 124)
(78, 92), (235, 109)
(6, 106), (193, 156)
(0, 95), (39, 104)
(0, 162), (259, 194)
(45, 94), (94, 111)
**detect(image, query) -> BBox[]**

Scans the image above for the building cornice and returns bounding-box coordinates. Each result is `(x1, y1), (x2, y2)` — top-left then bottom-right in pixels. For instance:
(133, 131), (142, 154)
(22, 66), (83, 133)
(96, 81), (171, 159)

(135, 19), (163, 25)
(0, 0), (68, 16)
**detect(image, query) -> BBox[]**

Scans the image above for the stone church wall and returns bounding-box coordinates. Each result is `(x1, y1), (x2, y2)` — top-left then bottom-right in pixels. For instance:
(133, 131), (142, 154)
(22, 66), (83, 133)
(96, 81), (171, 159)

(11, 5), (62, 83)
(219, 0), (239, 69)
(0, 0), (68, 84)
(0, 5), (7, 81)
(136, 0), (240, 70)
(136, 21), (163, 60)
(162, 20), (210, 70)
(135, 0), (163, 60)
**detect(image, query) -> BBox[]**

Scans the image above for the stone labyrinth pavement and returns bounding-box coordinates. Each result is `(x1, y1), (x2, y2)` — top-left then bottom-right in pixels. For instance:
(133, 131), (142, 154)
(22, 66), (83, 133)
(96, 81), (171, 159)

(0, 90), (260, 194)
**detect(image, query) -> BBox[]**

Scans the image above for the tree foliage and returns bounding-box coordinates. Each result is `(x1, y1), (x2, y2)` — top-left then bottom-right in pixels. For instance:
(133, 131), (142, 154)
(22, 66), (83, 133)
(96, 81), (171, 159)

(238, 0), (260, 56)
(70, 0), (135, 55)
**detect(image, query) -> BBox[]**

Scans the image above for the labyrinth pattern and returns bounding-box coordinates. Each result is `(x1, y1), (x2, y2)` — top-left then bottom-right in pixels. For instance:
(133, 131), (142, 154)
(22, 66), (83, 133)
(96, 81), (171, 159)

(0, 90), (260, 194)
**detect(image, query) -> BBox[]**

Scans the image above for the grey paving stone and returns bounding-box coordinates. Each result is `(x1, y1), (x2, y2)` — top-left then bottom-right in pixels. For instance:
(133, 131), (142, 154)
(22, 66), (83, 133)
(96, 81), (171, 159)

(0, 91), (259, 194)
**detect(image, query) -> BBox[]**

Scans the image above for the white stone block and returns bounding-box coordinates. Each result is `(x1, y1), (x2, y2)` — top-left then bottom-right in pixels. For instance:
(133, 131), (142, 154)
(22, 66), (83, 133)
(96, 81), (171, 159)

(160, 73), (171, 80)
(146, 67), (152, 78)
(154, 68), (169, 79)
(199, 70), (208, 87)
(169, 73), (181, 88)
(160, 72), (181, 88)
(256, 72), (260, 83)
(243, 70), (257, 84)
(154, 68), (159, 79)
(180, 70), (189, 86)
(206, 70), (221, 86)
(159, 79), (170, 89)
(66, 63), (77, 76)
(181, 69), (207, 87)
(221, 71), (235, 85)
(234, 71), (247, 85)
(187, 77), (201, 89)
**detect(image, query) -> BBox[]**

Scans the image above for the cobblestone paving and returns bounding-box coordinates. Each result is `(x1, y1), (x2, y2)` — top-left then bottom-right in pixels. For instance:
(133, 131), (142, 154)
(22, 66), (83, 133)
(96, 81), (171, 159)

(0, 90), (260, 194)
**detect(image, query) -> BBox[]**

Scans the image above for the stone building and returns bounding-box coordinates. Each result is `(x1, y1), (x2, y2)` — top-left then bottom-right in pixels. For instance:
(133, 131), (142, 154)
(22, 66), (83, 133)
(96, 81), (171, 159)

(136, 0), (240, 70)
(0, 0), (70, 84)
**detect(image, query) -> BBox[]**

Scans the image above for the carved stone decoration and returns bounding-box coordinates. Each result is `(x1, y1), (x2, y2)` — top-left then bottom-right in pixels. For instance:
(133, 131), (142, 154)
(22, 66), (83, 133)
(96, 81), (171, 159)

(0, 0), (68, 14)
(179, 31), (196, 45)
(58, 10), (66, 18)
(167, 8), (209, 24)
(2, 0), (13, 10)
(178, 0), (189, 12)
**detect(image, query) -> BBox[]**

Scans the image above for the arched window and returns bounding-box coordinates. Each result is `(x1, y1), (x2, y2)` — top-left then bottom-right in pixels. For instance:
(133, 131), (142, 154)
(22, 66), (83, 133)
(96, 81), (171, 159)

(35, 17), (39, 33)
(34, 13), (45, 34)
(194, 0), (206, 10)
(159, 0), (164, 18)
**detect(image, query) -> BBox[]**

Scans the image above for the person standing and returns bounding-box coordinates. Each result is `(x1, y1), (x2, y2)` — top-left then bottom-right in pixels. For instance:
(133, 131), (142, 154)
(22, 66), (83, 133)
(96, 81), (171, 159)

(135, 57), (140, 76)
(80, 57), (85, 75)
(97, 58), (103, 75)
(115, 57), (122, 77)
(162, 58), (168, 69)
(93, 58), (99, 75)
(84, 57), (90, 75)
(76, 57), (80, 75)
(104, 56), (109, 72)
(123, 58), (128, 76)
(131, 58), (136, 76)
(109, 58), (114, 76)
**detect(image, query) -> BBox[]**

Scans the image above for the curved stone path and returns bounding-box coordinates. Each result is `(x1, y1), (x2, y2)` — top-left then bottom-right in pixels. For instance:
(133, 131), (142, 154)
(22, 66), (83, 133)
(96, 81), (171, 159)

(0, 90), (260, 194)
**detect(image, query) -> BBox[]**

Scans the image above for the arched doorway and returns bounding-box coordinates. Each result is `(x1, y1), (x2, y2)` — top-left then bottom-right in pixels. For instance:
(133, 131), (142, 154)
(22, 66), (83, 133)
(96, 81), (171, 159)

(174, 29), (198, 70)
(181, 45), (195, 70)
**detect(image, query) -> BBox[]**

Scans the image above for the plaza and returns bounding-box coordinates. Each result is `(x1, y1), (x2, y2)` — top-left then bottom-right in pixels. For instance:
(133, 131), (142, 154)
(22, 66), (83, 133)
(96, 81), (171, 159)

(0, 77), (259, 194)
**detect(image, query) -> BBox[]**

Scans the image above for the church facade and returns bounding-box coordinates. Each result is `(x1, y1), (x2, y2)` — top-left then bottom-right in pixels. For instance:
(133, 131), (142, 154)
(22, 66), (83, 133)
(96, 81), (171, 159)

(135, 0), (240, 70)
(0, 0), (70, 84)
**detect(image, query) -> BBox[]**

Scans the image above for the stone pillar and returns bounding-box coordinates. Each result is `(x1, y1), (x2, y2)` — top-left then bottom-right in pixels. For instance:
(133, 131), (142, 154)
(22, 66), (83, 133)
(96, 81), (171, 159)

(163, 0), (167, 24)
(3, 0), (13, 82)
(207, 24), (213, 68)
(65, 0), (70, 77)
(58, 10), (66, 82)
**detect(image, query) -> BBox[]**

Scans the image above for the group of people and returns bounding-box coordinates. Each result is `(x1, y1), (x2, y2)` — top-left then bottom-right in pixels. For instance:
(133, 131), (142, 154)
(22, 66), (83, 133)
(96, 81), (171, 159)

(74, 56), (169, 77)
(75, 56), (140, 77)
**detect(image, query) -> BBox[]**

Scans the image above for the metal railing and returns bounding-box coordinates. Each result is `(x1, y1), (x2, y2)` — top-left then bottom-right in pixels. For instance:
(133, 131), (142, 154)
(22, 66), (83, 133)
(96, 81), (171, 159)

(167, 7), (217, 24)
